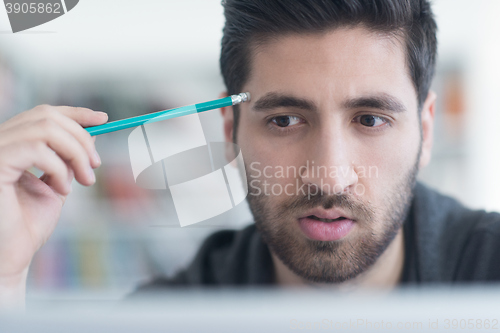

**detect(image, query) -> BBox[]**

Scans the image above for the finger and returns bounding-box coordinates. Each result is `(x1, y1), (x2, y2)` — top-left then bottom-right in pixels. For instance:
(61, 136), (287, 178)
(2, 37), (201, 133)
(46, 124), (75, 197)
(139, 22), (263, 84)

(44, 110), (101, 168)
(9, 119), (96, 186)
(39, 107), (105, 167)
(0, 105), (108, 133)
(52, 106), (108, 127)
(35, 157), (70, 196)
(0, 142), (70, 195)
(7, 106), (103, 167)
(41, 161), (75, 199)
(40, 120), (96, 186)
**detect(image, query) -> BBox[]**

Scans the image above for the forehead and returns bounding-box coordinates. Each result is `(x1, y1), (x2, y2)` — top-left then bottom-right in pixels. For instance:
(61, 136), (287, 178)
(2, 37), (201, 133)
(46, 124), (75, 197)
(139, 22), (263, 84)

(246, 27), (417, 111)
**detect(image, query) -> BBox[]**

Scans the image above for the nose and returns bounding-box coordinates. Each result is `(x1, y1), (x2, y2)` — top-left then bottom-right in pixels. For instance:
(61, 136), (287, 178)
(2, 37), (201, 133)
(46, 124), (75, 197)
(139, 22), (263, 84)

(299, 129), (359, 196)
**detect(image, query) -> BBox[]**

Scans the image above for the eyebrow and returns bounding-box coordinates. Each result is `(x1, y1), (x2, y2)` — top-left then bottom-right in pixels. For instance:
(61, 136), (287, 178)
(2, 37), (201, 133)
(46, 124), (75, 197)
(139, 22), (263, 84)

(253, 92), (318, 112)
(252, 92), (407, 114)
(342, 94), (407, 113)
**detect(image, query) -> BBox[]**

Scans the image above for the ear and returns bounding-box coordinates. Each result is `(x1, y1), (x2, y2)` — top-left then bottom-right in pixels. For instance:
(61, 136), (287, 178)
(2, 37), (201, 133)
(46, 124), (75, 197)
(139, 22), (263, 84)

(418, 90), (436, 169)
(219, 92), (237, 162)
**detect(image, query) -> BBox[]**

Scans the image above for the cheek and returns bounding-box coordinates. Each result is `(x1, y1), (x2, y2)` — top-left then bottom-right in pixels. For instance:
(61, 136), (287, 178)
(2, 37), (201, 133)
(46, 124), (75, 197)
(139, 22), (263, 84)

(238, 116), (301, 174)
(355, 125), (421, 199)
(239, 133), (308, 198)
(242, 145), (303, 184)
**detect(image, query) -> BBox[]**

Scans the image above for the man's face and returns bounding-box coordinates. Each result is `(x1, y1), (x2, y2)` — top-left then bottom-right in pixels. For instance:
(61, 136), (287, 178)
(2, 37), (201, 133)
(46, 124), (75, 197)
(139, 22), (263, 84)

(225, 27), (434, 283)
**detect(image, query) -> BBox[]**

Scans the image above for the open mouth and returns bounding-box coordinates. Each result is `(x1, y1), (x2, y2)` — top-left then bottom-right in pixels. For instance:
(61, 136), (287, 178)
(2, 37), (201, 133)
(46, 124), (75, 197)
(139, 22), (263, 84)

(299, 214), (354, 241)
(307, 215), (347, 223)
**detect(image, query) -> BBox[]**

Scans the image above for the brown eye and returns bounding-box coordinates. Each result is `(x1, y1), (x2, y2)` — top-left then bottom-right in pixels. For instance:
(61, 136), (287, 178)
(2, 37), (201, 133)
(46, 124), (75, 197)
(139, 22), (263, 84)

(359, 115), (386, 127)
(271, 116), (301, 127)
(274, 116), (290, 127)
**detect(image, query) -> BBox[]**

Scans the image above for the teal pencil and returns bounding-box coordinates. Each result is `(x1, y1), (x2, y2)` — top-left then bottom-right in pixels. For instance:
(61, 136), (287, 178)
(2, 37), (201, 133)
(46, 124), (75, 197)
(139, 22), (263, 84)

(85, 92), (251, 136)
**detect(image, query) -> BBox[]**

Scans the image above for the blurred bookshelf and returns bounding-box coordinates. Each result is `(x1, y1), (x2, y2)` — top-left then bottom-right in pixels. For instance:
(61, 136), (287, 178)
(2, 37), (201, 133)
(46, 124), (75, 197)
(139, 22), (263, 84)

(417, 61), (469, 203)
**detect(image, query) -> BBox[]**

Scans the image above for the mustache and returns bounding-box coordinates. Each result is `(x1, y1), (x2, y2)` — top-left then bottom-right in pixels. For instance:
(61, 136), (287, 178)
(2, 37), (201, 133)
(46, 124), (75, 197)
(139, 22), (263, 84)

(277, 191), (375, 222)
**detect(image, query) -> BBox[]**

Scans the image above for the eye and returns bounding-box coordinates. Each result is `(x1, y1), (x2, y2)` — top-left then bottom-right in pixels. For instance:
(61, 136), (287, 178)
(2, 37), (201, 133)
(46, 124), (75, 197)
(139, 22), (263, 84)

(356, 115), (388, 128)
(271, 115), (303, 127)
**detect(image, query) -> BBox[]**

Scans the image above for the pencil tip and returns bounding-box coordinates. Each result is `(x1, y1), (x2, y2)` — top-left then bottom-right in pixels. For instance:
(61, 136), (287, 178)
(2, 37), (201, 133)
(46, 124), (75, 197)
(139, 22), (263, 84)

(242, 92), (251, 102)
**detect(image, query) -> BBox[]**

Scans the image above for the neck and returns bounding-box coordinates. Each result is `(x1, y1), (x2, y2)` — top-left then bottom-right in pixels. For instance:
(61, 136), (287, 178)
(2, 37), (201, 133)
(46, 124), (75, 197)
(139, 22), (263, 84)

(272, 227), (405, 290)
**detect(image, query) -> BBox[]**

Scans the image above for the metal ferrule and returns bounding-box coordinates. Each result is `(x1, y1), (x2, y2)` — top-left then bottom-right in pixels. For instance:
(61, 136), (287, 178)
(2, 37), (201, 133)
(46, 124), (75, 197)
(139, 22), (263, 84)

(231, 92), (251, 105)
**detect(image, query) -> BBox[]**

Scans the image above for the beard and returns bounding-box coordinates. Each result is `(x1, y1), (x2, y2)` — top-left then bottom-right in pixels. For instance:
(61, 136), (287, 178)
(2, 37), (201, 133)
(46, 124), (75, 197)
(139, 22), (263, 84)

(245, 158), (419, 284)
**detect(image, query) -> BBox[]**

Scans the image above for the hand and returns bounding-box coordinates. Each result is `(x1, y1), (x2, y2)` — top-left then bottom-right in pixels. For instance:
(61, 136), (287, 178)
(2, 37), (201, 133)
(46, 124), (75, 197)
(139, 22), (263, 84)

(0, 105), (107, 289)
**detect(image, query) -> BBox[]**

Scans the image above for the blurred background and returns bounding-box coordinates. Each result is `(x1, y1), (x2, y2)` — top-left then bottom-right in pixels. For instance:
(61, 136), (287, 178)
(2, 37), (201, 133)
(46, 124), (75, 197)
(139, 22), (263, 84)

(0, 0), (499, 299)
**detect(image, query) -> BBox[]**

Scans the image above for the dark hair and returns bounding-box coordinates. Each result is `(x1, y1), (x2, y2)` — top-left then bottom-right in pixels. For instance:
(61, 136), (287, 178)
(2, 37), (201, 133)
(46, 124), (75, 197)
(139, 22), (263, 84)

(220, 0), (437, 139)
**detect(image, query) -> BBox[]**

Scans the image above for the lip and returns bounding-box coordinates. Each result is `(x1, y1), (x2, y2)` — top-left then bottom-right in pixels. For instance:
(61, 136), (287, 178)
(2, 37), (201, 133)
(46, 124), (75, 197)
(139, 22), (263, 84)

(298, 217), (354, 241)
(299, 208), (354, 221)
(298, 208), (355, 241)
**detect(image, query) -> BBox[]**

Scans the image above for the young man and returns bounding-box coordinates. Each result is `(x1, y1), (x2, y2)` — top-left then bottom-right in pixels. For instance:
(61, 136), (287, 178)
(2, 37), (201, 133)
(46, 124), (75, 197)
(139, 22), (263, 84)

(1, 0), (499, 307)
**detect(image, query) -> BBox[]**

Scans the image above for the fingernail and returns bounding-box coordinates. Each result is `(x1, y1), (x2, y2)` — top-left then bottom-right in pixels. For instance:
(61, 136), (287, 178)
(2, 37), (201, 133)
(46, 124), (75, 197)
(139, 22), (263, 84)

(89, 167), (95, 182)
(94, 151), (101, 165)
